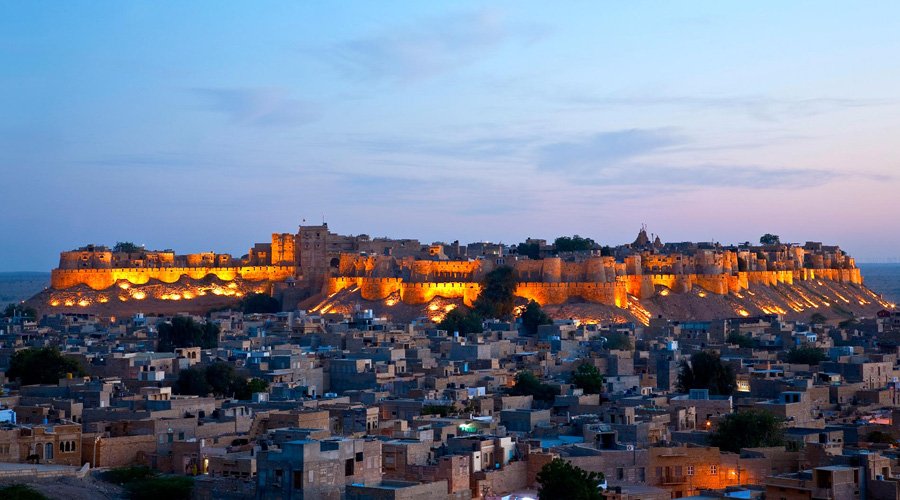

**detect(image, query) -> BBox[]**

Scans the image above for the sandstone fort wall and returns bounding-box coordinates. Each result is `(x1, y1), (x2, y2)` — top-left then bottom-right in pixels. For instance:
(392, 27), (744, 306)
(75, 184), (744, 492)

(51, 265), (296, 290)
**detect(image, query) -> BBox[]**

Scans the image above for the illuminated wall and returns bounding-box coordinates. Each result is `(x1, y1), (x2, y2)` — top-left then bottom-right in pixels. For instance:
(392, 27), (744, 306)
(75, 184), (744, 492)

(51, 265), (296, 290)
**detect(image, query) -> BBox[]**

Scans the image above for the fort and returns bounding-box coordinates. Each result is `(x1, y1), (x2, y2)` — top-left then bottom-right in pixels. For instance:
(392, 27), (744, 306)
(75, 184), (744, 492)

(44, 223), (879, 320)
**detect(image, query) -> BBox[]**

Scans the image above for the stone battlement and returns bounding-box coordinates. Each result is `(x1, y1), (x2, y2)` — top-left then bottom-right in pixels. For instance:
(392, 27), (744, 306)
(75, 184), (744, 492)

(51, 265), (296, 290)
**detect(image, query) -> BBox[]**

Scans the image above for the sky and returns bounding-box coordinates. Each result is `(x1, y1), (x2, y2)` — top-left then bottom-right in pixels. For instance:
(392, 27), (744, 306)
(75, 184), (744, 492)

(2, 1), (900, 271)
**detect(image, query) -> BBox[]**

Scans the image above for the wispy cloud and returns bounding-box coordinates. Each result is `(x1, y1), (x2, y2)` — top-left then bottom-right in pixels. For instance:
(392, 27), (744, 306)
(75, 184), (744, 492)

(586, 163), (838, 189)
(327, 10), (548, 82)
(535, 128), (849, 190)
(193, 87), (320, 127)
(537, 129), (683, 172)
(567, 94), (889, 121)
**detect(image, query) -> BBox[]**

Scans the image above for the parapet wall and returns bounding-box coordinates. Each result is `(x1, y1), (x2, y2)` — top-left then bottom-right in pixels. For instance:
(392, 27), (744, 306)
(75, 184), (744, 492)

(51, 266), (296, 291)
(325, 266), (863, 310)
(327, 277), (482, 307)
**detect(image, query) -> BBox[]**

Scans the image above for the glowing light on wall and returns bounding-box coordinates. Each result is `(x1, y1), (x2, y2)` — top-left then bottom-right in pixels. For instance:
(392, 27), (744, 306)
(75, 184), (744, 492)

(78, 299), (89, 307)
(132, 291), (146, 300)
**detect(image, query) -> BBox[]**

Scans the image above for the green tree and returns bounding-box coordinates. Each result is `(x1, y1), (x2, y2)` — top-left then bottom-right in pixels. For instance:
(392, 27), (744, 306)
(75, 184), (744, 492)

(421, 404), (454, 417)
(759, 234), (781, 245)
(603, 332), (634, 351)
(0, 484), (48, 500)
(553, 235), (596, 253)
(113, 241), (141, 253)
(536, 458), (604, 500)
(3, 304), (37, 320)
(438, 307), (483, 335)
(571, 363), (605, 395)
(101, 466), (193, 500)
(157, 317), (219, 352)
(810, 313), (828, 324)
(677, 351), (736, 395)
(473, 266), (517, 320)
(515, 241), (541, 260)
(175, 363), (265, 399)
(786, 346), (828, 365)
(247, 377), (269, 394)
(174, 367), (211, 396)
(509, 371), (559, 403)
(727, 332), (754, 348)
(240, 293), (281, 314)
(204, 362), (236, 396)
(866, 431), (896, 444)
(520, 300), (552, 336)
(7, 347), (86, 385)
(709, 410), (785, 453)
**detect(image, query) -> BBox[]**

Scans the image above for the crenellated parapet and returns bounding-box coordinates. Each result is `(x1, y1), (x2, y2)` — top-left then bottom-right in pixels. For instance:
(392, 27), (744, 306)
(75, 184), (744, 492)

(51, 265), (296, 290)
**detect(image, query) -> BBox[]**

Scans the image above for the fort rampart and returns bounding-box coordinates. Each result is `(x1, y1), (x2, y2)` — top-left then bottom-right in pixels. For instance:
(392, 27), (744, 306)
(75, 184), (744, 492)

(325, 267), (863, 310)
(51, 266), (296, 291)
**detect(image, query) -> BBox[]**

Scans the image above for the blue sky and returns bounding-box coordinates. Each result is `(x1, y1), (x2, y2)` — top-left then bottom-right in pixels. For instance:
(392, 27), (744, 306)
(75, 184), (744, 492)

(2, 1), (899, 270)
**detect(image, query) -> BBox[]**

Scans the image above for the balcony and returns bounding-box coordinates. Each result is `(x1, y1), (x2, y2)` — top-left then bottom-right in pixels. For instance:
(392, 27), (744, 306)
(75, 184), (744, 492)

(663, 475), (687, 484)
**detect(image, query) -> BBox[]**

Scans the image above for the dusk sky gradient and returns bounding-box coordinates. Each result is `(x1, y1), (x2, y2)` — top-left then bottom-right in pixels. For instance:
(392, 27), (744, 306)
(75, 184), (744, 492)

(2, 1), (900, 271)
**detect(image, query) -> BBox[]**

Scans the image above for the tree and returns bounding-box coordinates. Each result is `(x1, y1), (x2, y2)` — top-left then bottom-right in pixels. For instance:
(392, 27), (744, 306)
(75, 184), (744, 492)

(786, 346), (828, 365)
(175, 363), (266, 399)
(520, 300), (552, 336)
(473, 266), (517, 320)
(709, 410), (785, 453)
(727, 332), (754, 348)
(174, 367), (211, 396)
(677, 351), (736, 395)
(603, 332), (633, 351)
(866, 431), (896, 444)
(157, 317), (219, 352)
(509, 371), (559, 403)
(553, 235), (596, 253)
(3, 304), (37, 320)
(230, 376), (270, 400)
(101, 466), (193, 500)
(515, 241), (541, 260)
(421, 404), (454, 417)
(810, 313), (828, 324)
(571, 363), (604, 395)
(438, 307), (483, 335)
(204, 362), (236, 396)
(759, 234), (781, 245)
(536, 458), (604, 500)
(113, 241), (141, 253)
(0, 484), (48, 500)
(240, 293), (281, 314)
(7, 347), (86, 385)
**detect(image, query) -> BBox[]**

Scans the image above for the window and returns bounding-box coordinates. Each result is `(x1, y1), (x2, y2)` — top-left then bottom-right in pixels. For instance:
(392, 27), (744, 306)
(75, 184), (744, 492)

(710, 465), (718, 475)
(345, 458), (354, 476)
(356, 452), (364, 462)
(617, 468), (624, 480)
(687, 466), (694, 476)
(293, 471), (303, 489)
